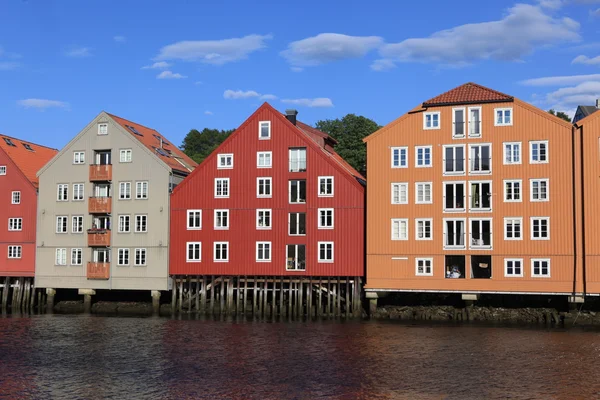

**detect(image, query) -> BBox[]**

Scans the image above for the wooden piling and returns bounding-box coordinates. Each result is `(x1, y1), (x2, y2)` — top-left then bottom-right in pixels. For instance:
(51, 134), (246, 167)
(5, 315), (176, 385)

(236, 276), (241, 314)
(195, 276), (200, 313)
(243, 276), (248, 315)
(345, 277), (350, 318)
(178, 278), (183, 314)
(200, 276), (206, 313)
(317, 279), (322, 317)
(30, 281), (37, 313)
(287, 279), (293, 318)
(297, 279), (303, 317)
(337, 278), (341, 317)
(219, 277), (225, 315)
(227, 278), (234, 314)
(271, 279), (276, 319)
(209, 275), (215, 315)
(262, 278), (268, 318)
(307, 278), (312, 319)
(171, 276), (177, 314)
(252, 278), (258, 316)
(279, 277), (284, 317)
(37, 290), (41, 313)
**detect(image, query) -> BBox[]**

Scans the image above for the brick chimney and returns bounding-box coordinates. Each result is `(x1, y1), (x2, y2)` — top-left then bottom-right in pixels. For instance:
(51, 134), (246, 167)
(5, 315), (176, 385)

(285, 109), (298, 126)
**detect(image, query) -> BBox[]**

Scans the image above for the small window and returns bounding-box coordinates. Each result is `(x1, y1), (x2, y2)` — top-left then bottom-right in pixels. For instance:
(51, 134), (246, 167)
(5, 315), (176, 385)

(257, 209), (272, 229)
(469, 181), (492, 211)
(135, 215), (148, 233)
(136, 181), (148, 199)
(469, 144), (492, 174)
(505, 258), (523, 277)
(504, 180), (522, 202)
(318, 242), (334, 263)
(530, 179), (549, 202)
(444, 219), (466, 249)
(259, 121), (271, 139)
(71, 248), (83, 266)
(530, 141), (548, 163)
(318, 208), (334, 229)
(187, 242), (201, 262)
(468, 107), (481, 137)
(214, 209), (229, 230)
(391, 147), (408, 168)
(416, 219), (432, 240)
(120, 149), (132, 163)
(8, 218), (22, 231)
(118, 215), (131, 233)
(289, 148), (307, 172)
(416, 258), (433, 276)
(214, 242), (229, 262)
(72, 216), (83, 233)
(495, 108), (513, 126)
(257, 177), (272, 198)
(470, 218), (492, 249)
(286, 244), (306, 271)
(391, 183), (408, 205)
(217, 154), (233, 169)
(134, 248), (147, 266)
(452, 108), (465, 138)
(444, 145), (465, 175)
(504, 142), (521, 165)
(11, 191), (20, 204)
(256, 242), (271, 262)
(187, 210), (202, 230)
(215, 178), (230, 198)
(55, 248), (67, 265)
(289, 180), (306, 203)
(257, 151), (272, 168)
(531, 259), (550, 277)
(391, 218), (408, 240)
(56, 216), (68, 233)
(8, 245), (22, 259)
(0, 166), (5, 175)
(415, 146), (432, 168)
(98, 123), (108, 135)
(119, 182), (132, 200)
(3, 138), (16, 147)
(73, 151), (85, 164)
(73, 183), (84, 201)
(531, 217), (550, 240)
(504, 218), (522, 240)
(57, 184), (68, 201)
(118, 248), (130, 266)
(318, 176), (334, 197)
(423, 112), (440, 130)
(289, 212), (306, 235)
(415, 182), (432, 204)
(444, 182), (465, 212)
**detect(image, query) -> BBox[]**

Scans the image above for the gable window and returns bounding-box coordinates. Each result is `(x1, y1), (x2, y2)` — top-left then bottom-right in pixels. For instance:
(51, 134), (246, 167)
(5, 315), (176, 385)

(119, 182), (131, 200)
(187, 242), (201, 262)
(289, 148), (307, 172)
(187, 210), (202, 230)
(217, 154), (233, 169)
(531, 179), (549, 202)
(214, 209), (229, 230)
(415, 182), (432, 204)
(257, 151), (272, 168)
(71, 248), (83, 266)
(470, 181), (492, 211)
(57, 184), (68, 201)
(73, 151), (85, 164)
(56, 216), (68, 233)
(453, 108), (465, 138)
(289, 212), (306, 235)
(444, 219), (466, 249)
(532, 259), (550, 277)
(73, 183), (84, 201)
(504, 218), (522, 240)
(135, 215), (148, 233)
(444, 145), (465, 175)
(416, 219), (432, 240)
(55, 248), (67, 265)
(504, 142), (521, 164)
(470, 218), (492, 249)
(289, 180), (306, 203)
(391, 183), (408, 204)
(286, 244), (306, 271)
(495, 108), (513, 126)
(256, 242), (271, 262)
(136, 181), (148, 199)
(391, 147), (408, 168)
(423, 112), (440, 130)
(8, 218), (22, 231)
(318, 176), (334, 197)
(8, 245), (22, 259)
(98, 123), (108, 135)
(257, 177), (272, 198)
(259, 121), (271, 139)
(120, 149), (132, 163)
(416, 258), (433, 276)
(531, 217), (549, 240)
(318, 208), (334, 229)
(134, 248), (147, 266)
(468, 107), (481, 137)
(214, 242), (229, 262)
(318, 242), (334, 263)
(215, 178), (230, 198)
(0, 166), (5, 175)
(257, 209), (272, 229)
(444, 182), (465, 212)
(11, 191), (20, 204)
(72, 216), (83, 233)
(118, 215), (131, 233)
(505, 259), (523, 277)
(530, 141), (548, 163)
(415, 146), (432, 167)
(469, 144), (491, 174)
(391, 219), (408, 240)
(118, 248), (130, 266)
(504, 180), (522, 202)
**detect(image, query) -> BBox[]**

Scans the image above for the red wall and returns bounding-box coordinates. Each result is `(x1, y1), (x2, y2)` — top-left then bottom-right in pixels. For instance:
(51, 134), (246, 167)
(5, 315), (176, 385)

(170, 104), (365, 277)
(0, 150), (38, 276)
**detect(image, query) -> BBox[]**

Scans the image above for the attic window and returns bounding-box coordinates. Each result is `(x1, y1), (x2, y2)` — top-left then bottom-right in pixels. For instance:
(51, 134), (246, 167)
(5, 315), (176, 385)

(22, 143), (34, 151)
(154, 147), (170, 157)
(126, 125), (143, 136)
(98, 123), (108, 135)
(3, 138), (16, 147)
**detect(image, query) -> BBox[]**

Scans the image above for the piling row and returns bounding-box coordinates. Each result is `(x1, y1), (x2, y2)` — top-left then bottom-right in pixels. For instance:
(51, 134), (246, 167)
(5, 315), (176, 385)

(0, 277), (42, 314)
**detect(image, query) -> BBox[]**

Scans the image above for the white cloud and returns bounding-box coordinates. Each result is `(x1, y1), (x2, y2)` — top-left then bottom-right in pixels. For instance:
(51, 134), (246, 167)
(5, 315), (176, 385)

(156, 34), (272, 65)
(370, 59), (396, 71)
(375, 4), (580, 69)
(536, 0), (564, 9)
(260, 94), (277, 100)
(521, 73), (600, 86)
(0, 61), (19, 70)
(156, 70), (187, 79)
(223, 89), (260, 99)
(113, 36), (126, 43)
(194, 81), (203, 85)
(65, 46), (92, 57)
(572, 55), (600, 64)
(17, 98), (69, 110)
(204, 110), (213, 115)
(142, 61), (172, 70)
(290, 67), (304, 72)
(281, 33), (383, 67)
(591, 8), (600, 16)
(281, 98), (334, 108)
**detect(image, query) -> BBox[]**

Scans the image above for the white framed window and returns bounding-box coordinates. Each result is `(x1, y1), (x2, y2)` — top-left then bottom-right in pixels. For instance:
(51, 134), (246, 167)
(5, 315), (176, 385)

(469, 144), (491, 174)
(530, 141), (548, 163)
(504, 142), (521, 165)
(391, 218), (408, 240)
(504, 180), (522, 202)
(415, 146), (432, 168)
(134, 248), (147, 266)
(215, 178), (230, 198)
(495, 108), (513, 126)
(118, 215), (131, 233)
(289, 148), (307, 172)
(531, 259), (550, 277)
(73, 183), (84, 201)
(257, 151), (272, 168)
(469, 181), (492, 211)
(98, 123), (108, 135)
(504, 218), (522, 240)
(256, 241), (271, 262)
(416, 219), (432, 240)
(136, 181), (148, 199)
(318, 208), (334, 229)
(118, 248), (130, 266)
(187, 210), (202, 230)
(135, 215), (148, 233)
(57, 184), (68, 201)
(415, 182), (432, 204)
(55, 248), (67, 265)
(452, 107), (465, 138)
(259, 121), (271, 139)
(187, 242), (201, 262)
(257, 209), (272, 229)
(8, 245), (22, 259)
(318, 242), (334, 263)
(56, 216), (68, 233)
(416, 258), (433, 276)
(530, 179), (549, 202)
(11, 191), (20, 204)
(257, 177), (272, 198)
(505, 258), (523, 277)
(119, 182), (131, 200)
(289, 180), (306, 203)
(443, 181), (465, 212)
(217, 153), (233, 169)
(120, 149), (132, 163)
(470, 218), (492, 249)
(443, 145), (465, 175)
(73, 151), (85, 164)
(531, 217), (550, 240)
(214, 209), (229, 230)
(318, 176), (334, 197)
(444, 219), (466, 249)
(0, 166), (6, 175)
(286, 244), (306, 271)
(391, 147), (408, 168)
(214, 242), (229, 262)
(289, 212), (306, 235)
(391, 183), (408, 204)
(8, 218), (22, 231)
(72, 216), (83, 233)
(423, 111), (440, 130)
(71, 248), (83, 266)
(468, 107), (482, 137)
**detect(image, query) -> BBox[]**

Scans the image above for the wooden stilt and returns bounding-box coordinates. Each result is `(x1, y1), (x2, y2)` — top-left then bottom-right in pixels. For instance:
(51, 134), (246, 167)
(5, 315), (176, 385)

(287, 279), (293, 318)
(200, 276), (206, 313)
(210, 275), (215, 315)
(279, 277), (284, 317)
(257, 278), (262, 317)
(37, 290), (41, 313)
(187, 277), (192, 312)
(271, 279), (276, 319)
(243, 276), (248, 315)
(345, 277), (350, 318)
(23, 280), (30, 313)
(236, 276), (241, 314)
(336, 278), (341, 317)
(317, 279), (322, 317)
(307, 278), (312, 319)
(227, 278), (234, 315)
(171, 276), (177, 314)
(30, 280), (36, 313)
(219, 277), (225, 315)
(332, 279), (337, 317)
(298, 278), (303, 317)
(178, 278), (183, 314)
(262, 278), (268, 318)
(195, 276), (200, 313)
(252, 278), (258, 316)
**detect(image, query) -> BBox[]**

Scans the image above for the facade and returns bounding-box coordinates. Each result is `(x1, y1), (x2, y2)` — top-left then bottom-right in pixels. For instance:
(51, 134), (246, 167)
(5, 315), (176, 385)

(364, 83), (587, 303)
(35, 112), (196, 296)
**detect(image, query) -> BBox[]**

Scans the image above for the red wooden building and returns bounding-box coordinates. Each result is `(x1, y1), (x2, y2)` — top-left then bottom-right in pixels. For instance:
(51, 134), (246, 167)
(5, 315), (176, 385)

(169, 103), (365, 317)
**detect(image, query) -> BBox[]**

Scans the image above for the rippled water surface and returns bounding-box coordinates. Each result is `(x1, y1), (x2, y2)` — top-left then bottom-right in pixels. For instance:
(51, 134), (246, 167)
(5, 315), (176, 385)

(1, 315), (600, 399)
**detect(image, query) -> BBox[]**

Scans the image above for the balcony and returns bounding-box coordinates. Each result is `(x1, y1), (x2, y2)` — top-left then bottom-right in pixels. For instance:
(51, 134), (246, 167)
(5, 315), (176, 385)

(90, 164), (112, 182)
(87, 262), (110, 280)
(87, 229), (111, 247)
(88, 197), (112, 214)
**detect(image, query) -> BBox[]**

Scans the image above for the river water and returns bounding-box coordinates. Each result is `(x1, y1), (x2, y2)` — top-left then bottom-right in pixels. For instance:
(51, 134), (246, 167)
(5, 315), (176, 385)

(1, 315), (600, 399)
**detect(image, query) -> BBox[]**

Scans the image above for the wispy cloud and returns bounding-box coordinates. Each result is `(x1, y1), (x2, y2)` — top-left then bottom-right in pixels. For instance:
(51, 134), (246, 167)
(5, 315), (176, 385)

(113, 35), (126, 43)
(291, 67), (303, 72)
(142, 61), (172, 70)
(0, 61), (19, 70)
(223, 89), (260, 99)
(572, 54), (600, 65)
(591, 8), (600, 16)
(521, 73), (600, 86)
(156, 70), (187, 79)
(281, 98), (334, 108)
(17, 98), (69, 110)
(194, 81), (203, 85)
(204, 110), (213, 115)
(260, 94), (277, 100)
(65, 46), (92, 58)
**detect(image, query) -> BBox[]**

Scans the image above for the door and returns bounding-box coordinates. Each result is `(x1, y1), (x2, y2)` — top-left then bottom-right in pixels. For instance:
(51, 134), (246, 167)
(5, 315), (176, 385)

(95, 151), (112, 165)
(93, 249), (110, 263)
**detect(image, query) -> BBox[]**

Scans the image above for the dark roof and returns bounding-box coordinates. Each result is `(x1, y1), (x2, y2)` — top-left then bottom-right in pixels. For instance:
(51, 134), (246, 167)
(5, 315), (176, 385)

(0, 135), (58, 188)
(578, 105), (599, 117)
(423, 82), (514, 107)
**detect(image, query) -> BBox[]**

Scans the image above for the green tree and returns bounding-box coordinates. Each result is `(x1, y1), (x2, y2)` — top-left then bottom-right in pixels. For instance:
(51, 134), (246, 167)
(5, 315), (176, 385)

(315, 114), (381, 176)
(180, 128), (234, 164)
(548, 109), (572, 123)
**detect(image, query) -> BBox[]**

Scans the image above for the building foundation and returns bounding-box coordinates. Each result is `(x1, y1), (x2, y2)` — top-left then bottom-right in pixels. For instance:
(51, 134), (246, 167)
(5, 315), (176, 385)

(151, 290), (161, 316)
(78, 289), (96, 314)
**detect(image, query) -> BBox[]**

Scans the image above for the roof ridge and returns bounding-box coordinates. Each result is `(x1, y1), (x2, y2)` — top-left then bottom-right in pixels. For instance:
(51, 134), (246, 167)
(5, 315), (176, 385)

(0, 134), (59, 151)
(467, 82), (513, 101)
(422, 82), (513, 107)
(107, 113), (161, 134)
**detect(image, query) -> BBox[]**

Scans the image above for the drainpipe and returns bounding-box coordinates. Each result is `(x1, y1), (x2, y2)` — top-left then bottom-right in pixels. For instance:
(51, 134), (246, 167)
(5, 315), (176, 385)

(571, 125), (578, 298)
(578, 124), (587, 297)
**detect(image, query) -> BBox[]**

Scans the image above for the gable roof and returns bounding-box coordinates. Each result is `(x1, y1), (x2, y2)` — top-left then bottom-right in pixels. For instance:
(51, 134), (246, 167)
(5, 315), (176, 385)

(422, 82), (514, 107)
(0, 135), (58, 188)
(107, 113), (198, 174)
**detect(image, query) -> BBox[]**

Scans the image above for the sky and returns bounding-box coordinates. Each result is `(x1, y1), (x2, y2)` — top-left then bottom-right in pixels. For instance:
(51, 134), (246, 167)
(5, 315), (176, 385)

(1, 0), (599, 149)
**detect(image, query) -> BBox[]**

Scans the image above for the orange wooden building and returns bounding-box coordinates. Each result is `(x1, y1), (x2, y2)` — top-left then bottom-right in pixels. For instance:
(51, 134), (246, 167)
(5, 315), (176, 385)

(363, 83), (591, 306)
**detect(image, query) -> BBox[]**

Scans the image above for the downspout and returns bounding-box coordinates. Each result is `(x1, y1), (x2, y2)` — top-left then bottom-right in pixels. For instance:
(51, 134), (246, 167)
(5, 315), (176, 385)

(571, 125), (578, 297)
(578, 124), (587, 296)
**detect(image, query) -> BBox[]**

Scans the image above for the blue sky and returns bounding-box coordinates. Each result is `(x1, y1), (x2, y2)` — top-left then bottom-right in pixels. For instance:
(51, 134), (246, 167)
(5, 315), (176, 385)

(1, 0), (599, 149)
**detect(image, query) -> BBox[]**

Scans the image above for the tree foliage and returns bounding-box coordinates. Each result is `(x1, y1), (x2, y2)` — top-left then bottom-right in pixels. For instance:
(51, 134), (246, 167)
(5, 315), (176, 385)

(180, 128), (234, 164)
(548, 109), (572, 123)
(315, 114), (381, 176)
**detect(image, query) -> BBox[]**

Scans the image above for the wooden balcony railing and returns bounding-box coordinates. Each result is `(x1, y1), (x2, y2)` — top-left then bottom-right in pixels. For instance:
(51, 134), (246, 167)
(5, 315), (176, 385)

(87, 229), (111, 247)
(89, 164), (112, 181)
(88, 197), (112, 214)
(87, 262), (110, 280)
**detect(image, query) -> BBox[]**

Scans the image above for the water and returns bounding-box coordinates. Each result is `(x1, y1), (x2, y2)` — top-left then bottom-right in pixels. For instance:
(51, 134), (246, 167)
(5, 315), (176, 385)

(1, 315), (600, 399)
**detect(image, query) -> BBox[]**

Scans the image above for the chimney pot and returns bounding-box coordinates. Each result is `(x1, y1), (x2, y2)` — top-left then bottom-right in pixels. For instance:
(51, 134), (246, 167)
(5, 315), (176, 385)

(285, 109), (298, 125)
(596, 98), (600, 109)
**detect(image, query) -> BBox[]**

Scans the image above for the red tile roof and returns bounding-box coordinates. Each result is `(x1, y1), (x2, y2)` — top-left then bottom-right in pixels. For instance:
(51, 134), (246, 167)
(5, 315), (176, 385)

(107, 113), (198, 174)
(0, 135), (58, 188)
(423, 82), (513, 107)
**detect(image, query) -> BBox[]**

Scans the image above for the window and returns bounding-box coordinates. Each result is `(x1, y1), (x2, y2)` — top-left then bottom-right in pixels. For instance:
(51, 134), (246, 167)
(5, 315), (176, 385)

(530, 179), (549, 201)
(135, 215), (147, 232)
(318, 242), (334, 263)
(470, 219), (492, 249)
(257, 177), (272, 198)
(8, 245), (21, 259)
(55, 248), (67, 265)
(257, 151), (272, 168)
(469, 144), (491, 174)
(391, 147), (408, 168)
(71, 248), (82, 266)
(119, 182), (131, 200)
(57, 184), (68, 201)
(73, 183), (84, 201)
(470, 181), (492, 211)
(416, 258), (433, 276)
(257, 209), (272, 229)
(415, 182), (432, 204)
(120, 149), (132, 163)
(56, 216), (68, 233)
(416, 219), (432, 240)
(187, 210), (202, 230)
(318, 208), (334, 229)
(136, 181), (148, 199)
(286, 244), (306, 270)
(415, 146), (432, 168)
(73, 151), (85, 164)
(72, 216), (83, 233)
(98, 123), (108, 135)
(118, 215), (131, 233)
(444, 145), (465, 174)
(532, 259), (550, 277)
(504, 142), (521, 165)
(453, 108), (465, 138)
(530, 141), (548, 163)
(289, 180), (306, 203)
(217, 154), (233, 169)
(423, 112), (440, 130)
(531, 217), (549, 240)
(214, 242), (229, 262)
(8, 218), (22, 231)
(444, 182), (465, 211)
(187, 242), (201, 262)
(444, 219), (466, 249)
(504, 180), (522, 202)
(289, 212), (306, 235)
(11, 191), (20, 204)
(134, 248), (147, 266)
(495, 108), (513, 126)
(256, 242), (271, 262)
(0, 166), (5, 175)
(391, 183), (408, 204)
(391, 219), (408, 240)
(118, 248), (130, 266)
(215, 178), (230, 198)
(505, 259), (523, 277)
(289, 148), (307, 172)
(504, 218), (522, 240)
(468, 107), (481, 137)
(259, 121), (271, 139)
(214, 210), (229, 230)
(318, 176), (334, 197)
